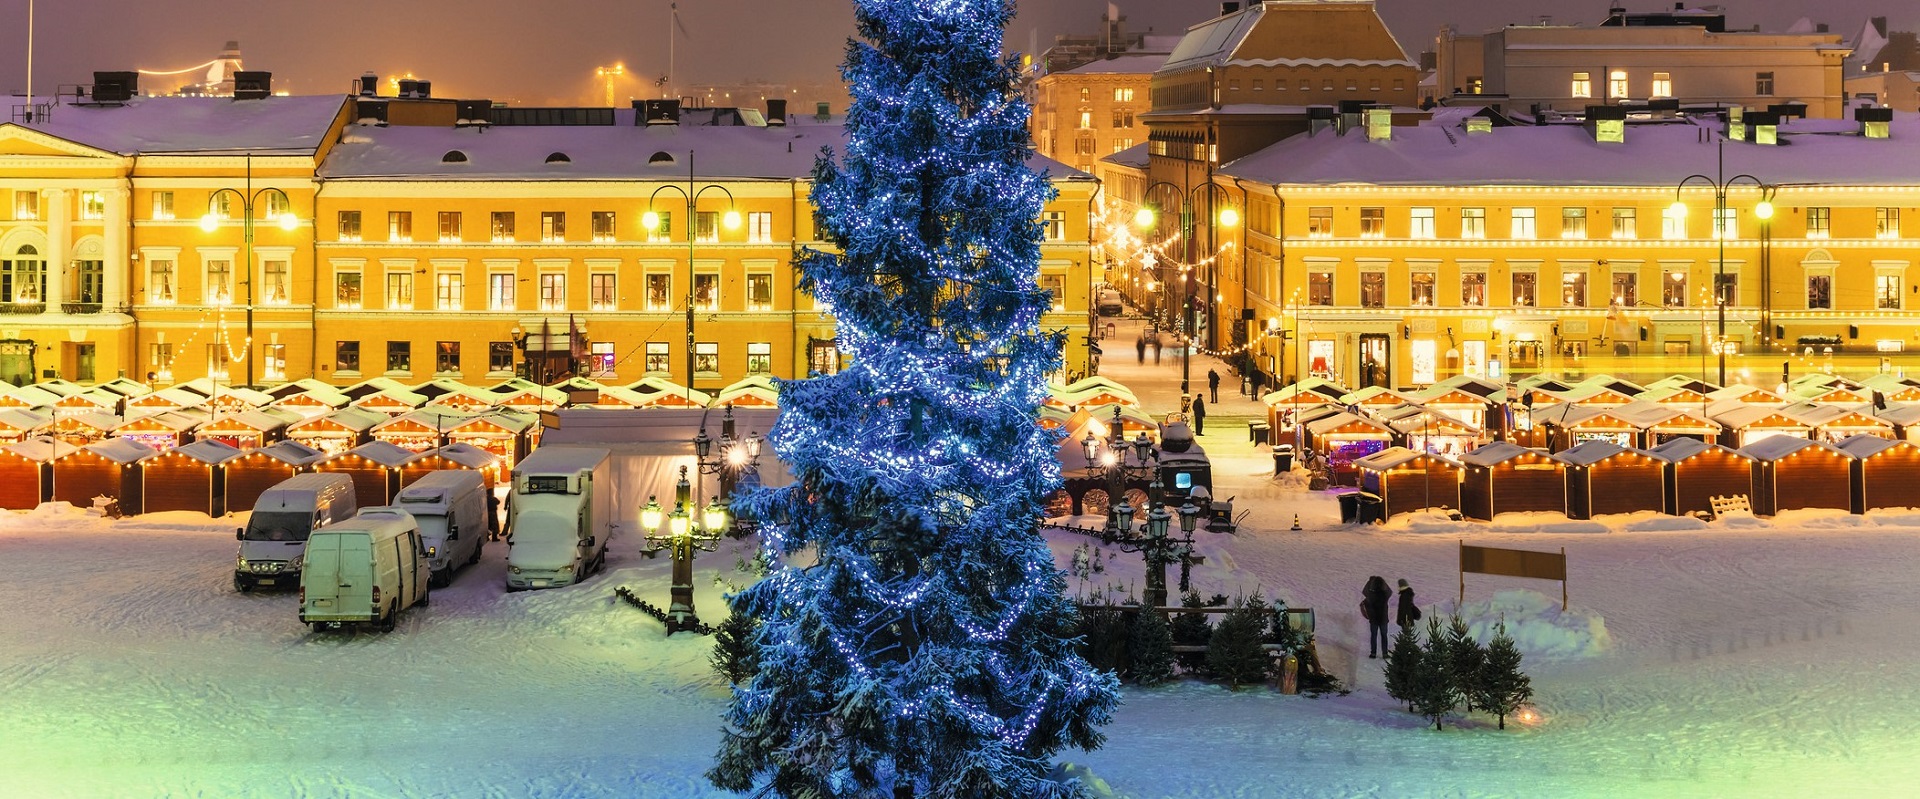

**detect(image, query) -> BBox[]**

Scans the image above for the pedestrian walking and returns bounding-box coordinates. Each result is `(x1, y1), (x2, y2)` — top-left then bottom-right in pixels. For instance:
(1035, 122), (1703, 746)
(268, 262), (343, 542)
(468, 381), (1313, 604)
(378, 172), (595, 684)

(1136, 335), (1147, 364)
(1249, 370), (1264, 399)
(1190, 395), (1206, 435)
(1361, 576), (1392, 659)
(1152, 334), (1162, 364)
(1208, 368), (1221, 403)
(1395, 579), (1421, 633)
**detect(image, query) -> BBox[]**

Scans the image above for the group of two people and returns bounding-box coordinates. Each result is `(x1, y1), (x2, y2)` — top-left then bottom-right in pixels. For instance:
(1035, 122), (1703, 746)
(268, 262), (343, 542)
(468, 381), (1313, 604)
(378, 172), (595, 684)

(1359, 575), (1420, 659)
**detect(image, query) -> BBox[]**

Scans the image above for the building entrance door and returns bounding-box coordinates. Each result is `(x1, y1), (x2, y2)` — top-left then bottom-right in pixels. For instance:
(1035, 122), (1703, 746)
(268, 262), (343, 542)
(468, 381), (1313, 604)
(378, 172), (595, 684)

(1358, 333), (1392, 389)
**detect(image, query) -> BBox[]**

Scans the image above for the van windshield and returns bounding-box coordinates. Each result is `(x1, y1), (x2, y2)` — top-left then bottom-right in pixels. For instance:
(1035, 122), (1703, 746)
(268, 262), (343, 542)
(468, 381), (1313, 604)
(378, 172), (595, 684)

(244, 512), (314, 542)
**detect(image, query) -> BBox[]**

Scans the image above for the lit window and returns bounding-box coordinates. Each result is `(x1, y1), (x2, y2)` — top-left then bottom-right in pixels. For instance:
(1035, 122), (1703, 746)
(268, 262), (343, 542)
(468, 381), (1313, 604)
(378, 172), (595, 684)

(148, 259), (175, 304)
(1461, 207), (1486, 239)
(1044, 211), (1066, 241)
(388, 211), (411, 242)
(438, 211), (462, 242)
(1609, 70), (1628, 98)
(491, 211), (515, 242)
(436, 273), (463, 310)
(590, 273), (616, 310)
(1561, 208), (1587, 239)
(1612, 272), (1638, 306)
(590, 341), (615, 375)
(79, 191), (104, 220)
(1461, 272), (1486, 307)
(1359, 272), (1385, 308)
(1571, 71), (1591, 98)
(1878, 207), (1901, 239)
(746, 342), (772, 374)
(592, 211), (616, 242)
(435, 341), (460, 374)
(1512, 272), (1537, 307)
(1410, 272), (1436, 306)
(1714, 208), (1737, 240)
(387, 271), (414, 310)
(646, 274), (672, 310)
(1359, 208), (1384, 238)
(1878, 273), (1903, 309)
(338, 211), (361, 241)
(1510, 208), (1536, 239)
(489, 342), (514, 373)
(1612, 207), (1637, 239)
(335, 270), (363, 309)
(1409, 207), (1435, 239)
(1806, 207), (1830, 238)
(645, 342), (671, 374)
(152, 191), (174, 221)
(13, 191), (36, 220)
(746, 273), (773, 311)
(1651, 72), (1672, 98)
(488, 273), (515, 311)
(694, 341), (719, 374)
(541, 212), (566, 242)
(205, 259), (233, 305)
(1662, 270), (1688, 307)
(748, 211), (773, 243)
(538, 273), (566, 311)
(386, 341), (411, 373)
(261, 261), (290, 304)
(335, 341), (360, 373)
(1562, 271), (1588, 307)
(1308, 271), (1333, 306)
(694, 273), (718, 310)
(1307, 207), (1333, 237)
(1807, 274), (1831, 309)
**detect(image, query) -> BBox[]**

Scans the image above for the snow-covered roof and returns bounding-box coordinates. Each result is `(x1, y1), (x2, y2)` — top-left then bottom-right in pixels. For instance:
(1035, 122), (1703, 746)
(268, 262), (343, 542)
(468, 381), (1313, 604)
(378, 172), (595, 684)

(81, 437), (158, 464)
(1061, 54), (1169, 75)
(406, 442), (499, 471)
(5, 435), (77, 462)
(1875, 404), (1920, 427)
(1647, 436), (1743, 463)
(1221, 114), (1920, 189)
(1160, 1), (1413, 76)
(1834, 434), (1908, 459)
(332, 440), (417, 468)
(1553, 440), (1651, 467)
(0, 408), (52, 432)
(246, 439), (325, 467)
(1458, 441), (1549, 467)
(1100, 142), (1151, 170)
(1354, 445), (1461, 471)
(169, 439), (245, 466)
(1741, 435), (1841, 462)
(289, 407), (388, 434)
(1305, 412), (1390, 436)
(13, 95), (347, 156)
(320, 119), (1090, 183)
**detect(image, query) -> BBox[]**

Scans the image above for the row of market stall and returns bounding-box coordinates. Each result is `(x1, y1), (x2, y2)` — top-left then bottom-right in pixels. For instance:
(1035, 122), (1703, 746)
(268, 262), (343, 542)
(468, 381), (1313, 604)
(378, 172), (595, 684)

(1267, 371), (1920, 488)
(1352, 433), (1920, 523)
(0, 437), (501, 517)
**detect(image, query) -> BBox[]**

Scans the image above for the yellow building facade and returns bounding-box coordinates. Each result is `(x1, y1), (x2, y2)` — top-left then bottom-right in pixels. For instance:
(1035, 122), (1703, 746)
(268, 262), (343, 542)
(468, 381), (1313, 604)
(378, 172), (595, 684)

(1, 95), (1096, 389)
(1209, 108), (1920, 389)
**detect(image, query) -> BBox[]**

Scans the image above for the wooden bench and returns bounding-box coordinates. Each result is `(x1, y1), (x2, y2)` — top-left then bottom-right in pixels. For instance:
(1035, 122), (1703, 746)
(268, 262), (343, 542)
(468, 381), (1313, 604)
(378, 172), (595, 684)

(1709, 494), (1751, 518)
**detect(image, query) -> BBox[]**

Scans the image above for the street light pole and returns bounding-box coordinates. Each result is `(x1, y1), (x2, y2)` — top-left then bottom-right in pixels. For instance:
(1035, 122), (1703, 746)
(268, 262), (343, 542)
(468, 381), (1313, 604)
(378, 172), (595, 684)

(1672, 137), (1770, 387)
(646, 151), (741, 405)
(202, 153), (296, 388)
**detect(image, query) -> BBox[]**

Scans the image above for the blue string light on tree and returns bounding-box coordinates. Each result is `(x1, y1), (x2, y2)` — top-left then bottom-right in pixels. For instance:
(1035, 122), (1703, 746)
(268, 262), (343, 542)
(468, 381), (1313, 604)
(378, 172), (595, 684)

(706, 1), (1120, 797)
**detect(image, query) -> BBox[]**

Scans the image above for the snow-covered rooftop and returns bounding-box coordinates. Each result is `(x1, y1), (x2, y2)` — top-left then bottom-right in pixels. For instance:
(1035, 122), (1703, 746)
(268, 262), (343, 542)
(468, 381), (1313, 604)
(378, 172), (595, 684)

(1221, 114), (1920, 188)
(1061, 54), (1168, 75)
(14, 95), (347, 156)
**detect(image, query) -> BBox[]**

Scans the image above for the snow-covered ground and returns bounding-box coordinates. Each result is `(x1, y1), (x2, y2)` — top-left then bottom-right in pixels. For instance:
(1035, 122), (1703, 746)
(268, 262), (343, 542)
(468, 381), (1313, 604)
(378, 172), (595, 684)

(7, 452), (1920, 797)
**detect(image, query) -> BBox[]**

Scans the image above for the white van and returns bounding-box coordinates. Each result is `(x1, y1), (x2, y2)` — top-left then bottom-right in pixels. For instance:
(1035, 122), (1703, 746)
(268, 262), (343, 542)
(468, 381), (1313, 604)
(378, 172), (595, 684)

(299, 507), (430, 632)
(235, 473), (358, 592)
(506, 446), (614, 592)
(394, 470), (489, 587)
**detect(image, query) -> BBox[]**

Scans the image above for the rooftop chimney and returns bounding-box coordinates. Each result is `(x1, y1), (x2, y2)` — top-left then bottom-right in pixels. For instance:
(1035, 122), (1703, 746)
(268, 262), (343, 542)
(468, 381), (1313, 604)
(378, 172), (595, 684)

(1855, 105), (1892, 139)
(358, 72), (380, 97)
(232, 71), (271, 100)
(766, 98), (787, 126)
(1584, 105), (1627, 144)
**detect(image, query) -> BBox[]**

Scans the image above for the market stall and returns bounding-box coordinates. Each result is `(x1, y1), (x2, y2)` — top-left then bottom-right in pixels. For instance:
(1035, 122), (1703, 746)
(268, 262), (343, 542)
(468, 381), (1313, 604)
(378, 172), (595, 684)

(1742, 436), (1852, 516)
(0, 436), (68, 509)
(314, 441), (414, 506)
(142, 439), (244, 516)
(399, 443), (501, 488)
(286, 407), (387, 455)
(1354, 447), (1463, 521)
(224, 440), (326, 513)
(1556, 440), (1664, 519)
(51, 438), (156, 514)
(1459, 442), (1564, 521)
(1838, 435), (1920, 513)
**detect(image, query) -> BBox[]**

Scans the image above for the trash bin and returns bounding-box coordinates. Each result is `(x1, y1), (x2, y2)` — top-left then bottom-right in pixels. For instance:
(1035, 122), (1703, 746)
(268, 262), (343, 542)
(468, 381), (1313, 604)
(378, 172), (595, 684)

(1337, 491), (1361, 523)
(1356, 492), (1384, 525)
(1249, 420), (1271, 445)
(1273, 443), (1294, 475)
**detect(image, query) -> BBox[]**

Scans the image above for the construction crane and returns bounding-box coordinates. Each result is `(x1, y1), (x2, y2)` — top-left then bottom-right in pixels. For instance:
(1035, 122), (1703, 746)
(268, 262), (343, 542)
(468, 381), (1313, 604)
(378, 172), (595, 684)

(595, 63), (625, 107)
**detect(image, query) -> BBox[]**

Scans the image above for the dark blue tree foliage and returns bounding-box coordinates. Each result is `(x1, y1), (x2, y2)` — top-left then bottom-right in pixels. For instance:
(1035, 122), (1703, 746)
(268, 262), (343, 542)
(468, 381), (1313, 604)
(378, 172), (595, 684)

(708, 1), (1120, 797)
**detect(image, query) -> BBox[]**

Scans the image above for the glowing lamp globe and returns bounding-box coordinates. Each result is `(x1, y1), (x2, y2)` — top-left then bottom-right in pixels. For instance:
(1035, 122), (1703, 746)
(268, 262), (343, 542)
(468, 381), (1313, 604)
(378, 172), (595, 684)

(723, 210), (742, 230)
(1667, 201), (1687, 219)
(278, 212), (298, 231)
(642, 210), (662, 231)
(1133, 207), (1155, 228)
(199, 213), (220, 232)
(1217, 207), (1240, 227)
(1754, 200), (1774, 220)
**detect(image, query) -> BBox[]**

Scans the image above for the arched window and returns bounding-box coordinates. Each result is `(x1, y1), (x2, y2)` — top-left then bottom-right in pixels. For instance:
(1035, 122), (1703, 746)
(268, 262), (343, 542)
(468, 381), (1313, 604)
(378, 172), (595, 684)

(545, 152), (571, 164)
(3, 244), (45, 304)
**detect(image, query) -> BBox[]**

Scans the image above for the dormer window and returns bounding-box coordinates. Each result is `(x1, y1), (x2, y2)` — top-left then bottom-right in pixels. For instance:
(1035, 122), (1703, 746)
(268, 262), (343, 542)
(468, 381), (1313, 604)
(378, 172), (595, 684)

(441, 150), (469, 163)
(545, 152), (571, 164)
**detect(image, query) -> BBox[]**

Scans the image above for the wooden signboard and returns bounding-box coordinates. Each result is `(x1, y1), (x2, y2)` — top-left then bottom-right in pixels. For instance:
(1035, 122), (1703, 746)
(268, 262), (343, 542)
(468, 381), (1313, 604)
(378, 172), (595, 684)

(1460, 540), (1567, 609)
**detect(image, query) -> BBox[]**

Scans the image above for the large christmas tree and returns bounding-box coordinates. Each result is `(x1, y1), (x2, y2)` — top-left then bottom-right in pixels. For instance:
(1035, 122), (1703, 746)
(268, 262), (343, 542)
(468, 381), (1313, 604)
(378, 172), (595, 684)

(707, 1), (1120, 796)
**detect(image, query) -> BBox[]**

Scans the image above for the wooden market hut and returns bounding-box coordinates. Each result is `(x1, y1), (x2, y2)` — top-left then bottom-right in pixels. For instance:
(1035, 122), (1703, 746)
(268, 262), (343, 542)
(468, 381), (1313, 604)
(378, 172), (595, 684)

(123, 386), (208, 417)
(349, 387), (429, 417)
(1711, 405), (1810, 449)
(1614, 401), (1721, 449)
(0, 384), (61, 411)
(224, 440), (325, 513)
(1742, 436), (1852, 516)
(1458, 442), (1565, 521)
(712, 375), (782, 408)
(0, 408), (53, 444)
(314, 441), (414, 506)
(371, 408), (470, 453)
(142, 439), (243, 516)
(1382, 406), (1481, 460)
(1555, 440), (1664, 519)
(1860, 375), (1920, 404)
(51, 437), (155, 514)
(0, 436), (71, 509)
(52, 412), (121, 445)
(204, 386), (274, 417)
(1354, 447), (1464, 521)
(399, 442), (501, 488)
(1304, 412), (1394, 486)
(1648, 437), (1754, 517)
(111, 410), (204, 451)
(1539, 405), (1638, 452)
(613, 377), (709, 409)
(266, 383), (349, 418)
(196, 408), (301, 450)
(445, 410), (538, 470)
(1877, 404), (1920, 442)
(48, 387), (124, 419)
(1836, 435), (1920, 513)
(1790, 404), (1895, 442)
(1412, 376), (1503, 430)
(286, 407), (387, 455)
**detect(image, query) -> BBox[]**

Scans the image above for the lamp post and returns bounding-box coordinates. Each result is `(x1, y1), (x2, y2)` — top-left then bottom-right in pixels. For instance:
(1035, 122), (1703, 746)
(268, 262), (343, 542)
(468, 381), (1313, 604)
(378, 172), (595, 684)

(1132, 180), (1239, 400)
(201, 154), (296, 388)
(1082, 405), (1197, 609)
(637, 410), (761, 634)
(645, 151), (741, 405)
(1670, 141), (1771, 386)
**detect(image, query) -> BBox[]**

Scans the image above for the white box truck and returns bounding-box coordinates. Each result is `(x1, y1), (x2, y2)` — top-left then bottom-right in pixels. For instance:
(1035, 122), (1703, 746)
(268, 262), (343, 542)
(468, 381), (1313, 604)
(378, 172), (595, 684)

(506, 446), (614, 592)
(299, 507), (431, 632)
(234, 473), (357, 593)
(393, 470), (489, 587)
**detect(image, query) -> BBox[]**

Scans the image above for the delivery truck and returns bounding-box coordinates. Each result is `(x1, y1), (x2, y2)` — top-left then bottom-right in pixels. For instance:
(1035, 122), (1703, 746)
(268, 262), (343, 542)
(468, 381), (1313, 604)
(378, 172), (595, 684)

(506, 446), (614, 591)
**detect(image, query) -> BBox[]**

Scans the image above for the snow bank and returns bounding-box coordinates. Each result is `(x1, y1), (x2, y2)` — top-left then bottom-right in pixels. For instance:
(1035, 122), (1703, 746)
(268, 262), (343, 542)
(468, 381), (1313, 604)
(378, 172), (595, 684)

(1427, 589), (1612, 660)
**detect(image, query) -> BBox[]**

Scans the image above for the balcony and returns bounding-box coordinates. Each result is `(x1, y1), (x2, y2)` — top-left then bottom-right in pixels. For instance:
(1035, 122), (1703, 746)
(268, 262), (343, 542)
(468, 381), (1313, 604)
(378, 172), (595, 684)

(1, 302), (46, 314)
(61, 302), (104, 314)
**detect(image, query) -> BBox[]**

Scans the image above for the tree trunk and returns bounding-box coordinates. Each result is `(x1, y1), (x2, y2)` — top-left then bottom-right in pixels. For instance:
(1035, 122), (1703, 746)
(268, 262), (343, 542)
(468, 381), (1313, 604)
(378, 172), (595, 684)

(1498, 714), (1506, 730)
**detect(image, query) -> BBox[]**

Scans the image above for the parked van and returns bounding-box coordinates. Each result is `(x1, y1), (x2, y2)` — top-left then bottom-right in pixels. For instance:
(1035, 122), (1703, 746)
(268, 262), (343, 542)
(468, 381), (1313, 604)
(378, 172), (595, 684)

(234, 473), (357, 592)
(1097, 289), (1125, 316)
(299, 507), (430, 632)
(394, 470), (489, 587)
(506, 446), (614, 591)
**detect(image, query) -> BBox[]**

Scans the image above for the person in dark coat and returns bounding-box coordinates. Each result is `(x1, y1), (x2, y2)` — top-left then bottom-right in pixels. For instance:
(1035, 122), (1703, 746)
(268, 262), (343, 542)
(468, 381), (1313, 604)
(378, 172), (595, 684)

(1395, 578), (1420, 632)
(1190, 395), (1206, 435)
(1361, 575), (1392, 658)
(1152, 333), (1162, 364)
(1136, 335), (1147, 364)
(1208, 368), (1221, 403)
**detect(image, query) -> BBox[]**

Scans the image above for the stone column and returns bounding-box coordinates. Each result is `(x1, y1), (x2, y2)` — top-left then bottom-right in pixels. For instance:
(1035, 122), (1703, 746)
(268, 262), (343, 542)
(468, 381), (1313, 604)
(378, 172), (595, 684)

(104, 188), (129, 311)
(45, 188), (69, 309)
